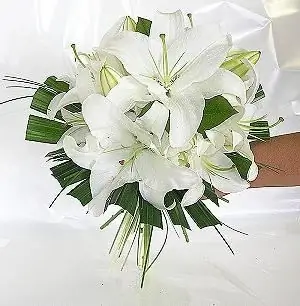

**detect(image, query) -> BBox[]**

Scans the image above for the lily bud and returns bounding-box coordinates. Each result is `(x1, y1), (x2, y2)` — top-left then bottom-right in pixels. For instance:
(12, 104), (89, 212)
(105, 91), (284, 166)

(98, 64), (122, 96)
(221, 50), (261, 77)
(123, 16), (137, 31)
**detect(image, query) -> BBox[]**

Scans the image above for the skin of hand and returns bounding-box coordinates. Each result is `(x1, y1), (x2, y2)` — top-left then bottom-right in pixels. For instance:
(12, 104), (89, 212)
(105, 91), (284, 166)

(250, 132), (300, 188)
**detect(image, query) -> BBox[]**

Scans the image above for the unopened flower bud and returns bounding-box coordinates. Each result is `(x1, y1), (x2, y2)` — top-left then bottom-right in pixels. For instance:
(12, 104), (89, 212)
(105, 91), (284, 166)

(123, 16), (136, 31)
(98, 64), (122, 96)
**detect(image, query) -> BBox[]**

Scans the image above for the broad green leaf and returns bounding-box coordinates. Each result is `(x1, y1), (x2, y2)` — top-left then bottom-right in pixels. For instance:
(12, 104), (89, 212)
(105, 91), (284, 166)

(30, 76), (69, 114)
(165, 191), (190, 229)
(198, 96), (237, 134)
(252, 84), (265, 103)
(221, 50), (261, 77)
(185, 200), (221, 229)
(203, 181), (219, 206)
(226, 152), (251, 180)
(248, 120), (270, 141)
(68, 179), (92, 206)
(26, 115), (70, 144)
(104, 186), (124, 211)
(44, 76), (69, 93)
(50, 160), (90, 188)
(115, 183), (139, 216)
(139, 196), (163, 229)
(136, 17), (152, 36)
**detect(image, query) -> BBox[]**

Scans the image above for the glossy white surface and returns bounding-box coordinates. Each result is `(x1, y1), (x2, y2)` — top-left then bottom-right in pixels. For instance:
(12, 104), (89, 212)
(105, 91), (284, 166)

(0, 0), (300, 305)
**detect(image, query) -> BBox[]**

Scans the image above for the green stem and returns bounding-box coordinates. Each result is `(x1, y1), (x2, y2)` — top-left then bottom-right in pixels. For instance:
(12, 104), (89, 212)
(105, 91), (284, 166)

(140, 224), (153, 288)
(100, 209), (124, 230)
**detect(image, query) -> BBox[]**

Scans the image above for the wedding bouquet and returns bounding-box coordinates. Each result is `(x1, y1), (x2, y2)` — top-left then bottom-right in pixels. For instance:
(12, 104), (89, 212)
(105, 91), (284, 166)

(3, 10), (283, 287)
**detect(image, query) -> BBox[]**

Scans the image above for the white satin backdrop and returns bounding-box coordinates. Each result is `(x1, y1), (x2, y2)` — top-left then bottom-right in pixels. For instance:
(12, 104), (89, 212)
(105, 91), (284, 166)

(0, 1), (300, 305)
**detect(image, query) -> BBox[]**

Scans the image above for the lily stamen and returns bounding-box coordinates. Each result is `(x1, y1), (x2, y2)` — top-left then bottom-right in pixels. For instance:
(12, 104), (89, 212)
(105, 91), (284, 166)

(159, 34), (170, 85)
(269, 117), (284, 128)
(71, 44), (86, 68)
(187, 13), (194, 28)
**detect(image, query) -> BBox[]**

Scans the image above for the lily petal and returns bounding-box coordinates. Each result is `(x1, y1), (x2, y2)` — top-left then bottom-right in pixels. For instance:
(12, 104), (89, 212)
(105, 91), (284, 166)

(89, 157), (138, 216)
(205, 130), (225, 150)
(57, 125), (89, 147)
(135, 150), (199, 209)
(100, 17), (126, 48)
(137, 101), (169, 140)
(47, 89), (79, 119)
(107, 76), (152, 112)
(167, 24), (224, 78)
(204, 152), (249, 193)
(76, 68), (95, 101)
(198, 68), (246, 104)
(167, 84), (205, 147)
(242, 59), (259, 103)
(181, 180), (205, 207)
(103, 31), (158, 77)
(150, 10), (185, 43)
(82, 94), (152, 148)
(172, 35), (232, 91)
(63, 134), (101, 169)
(138, 182), (167, 210)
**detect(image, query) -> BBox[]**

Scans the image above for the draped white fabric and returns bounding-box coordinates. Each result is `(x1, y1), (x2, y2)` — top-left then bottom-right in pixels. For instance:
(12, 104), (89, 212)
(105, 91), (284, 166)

(0, 0), (300, 305)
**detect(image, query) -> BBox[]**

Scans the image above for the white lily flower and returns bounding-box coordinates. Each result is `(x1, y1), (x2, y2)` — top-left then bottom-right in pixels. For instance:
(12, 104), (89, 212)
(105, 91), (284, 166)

(104, 10), (246, 148)
(205, 102), (260, 182)
(186, 134), (249, 193)
(63, 94), (200, 216)
(56, 108), (89, 147)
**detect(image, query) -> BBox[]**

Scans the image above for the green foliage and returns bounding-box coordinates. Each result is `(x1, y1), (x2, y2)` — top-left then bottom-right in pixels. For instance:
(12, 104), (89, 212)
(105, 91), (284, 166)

(198, 96), (237, 134)
(25, 115), (70, 144)
(185, 200), (221, 229)
(136, 17), (152, 36)
(139, 196), (163, 229)
(165, 191), (190, 229)
(113, 183), (139, 216)
(30, 76), (69, 114)
(226, 152), (251, 180)
(203, 181), (219, 206)
(67, 179), (92, 206)
(252, 84), (265, 103)
(50, 160), (90, 188)
(249, 120), (270, 141)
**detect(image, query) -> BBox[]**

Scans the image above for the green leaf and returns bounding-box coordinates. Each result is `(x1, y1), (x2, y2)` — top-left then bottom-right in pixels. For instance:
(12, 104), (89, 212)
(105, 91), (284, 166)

(221, 50), (261, 77)
(252, 84), (265, 103)
(30, 76), (69, 114)
(114, 183), (139, 216)
(50, 160), (90, 188)
(68, 179), (92, 206)
(104, 185), (124, 211)
(165, 191), (191, 229)
(45, 148), (69, 162)
(203, 181), (219, 206)
(226, 152), (251, 180)
(25, 115), (70, 144)
(185, 200), (221, 229)
(139, 196), (163, 229)
(136, 17), (152, 36)
(248, 120), (270, 141)
(44, 76), (69, 93)
(198, 96), (237, 134)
